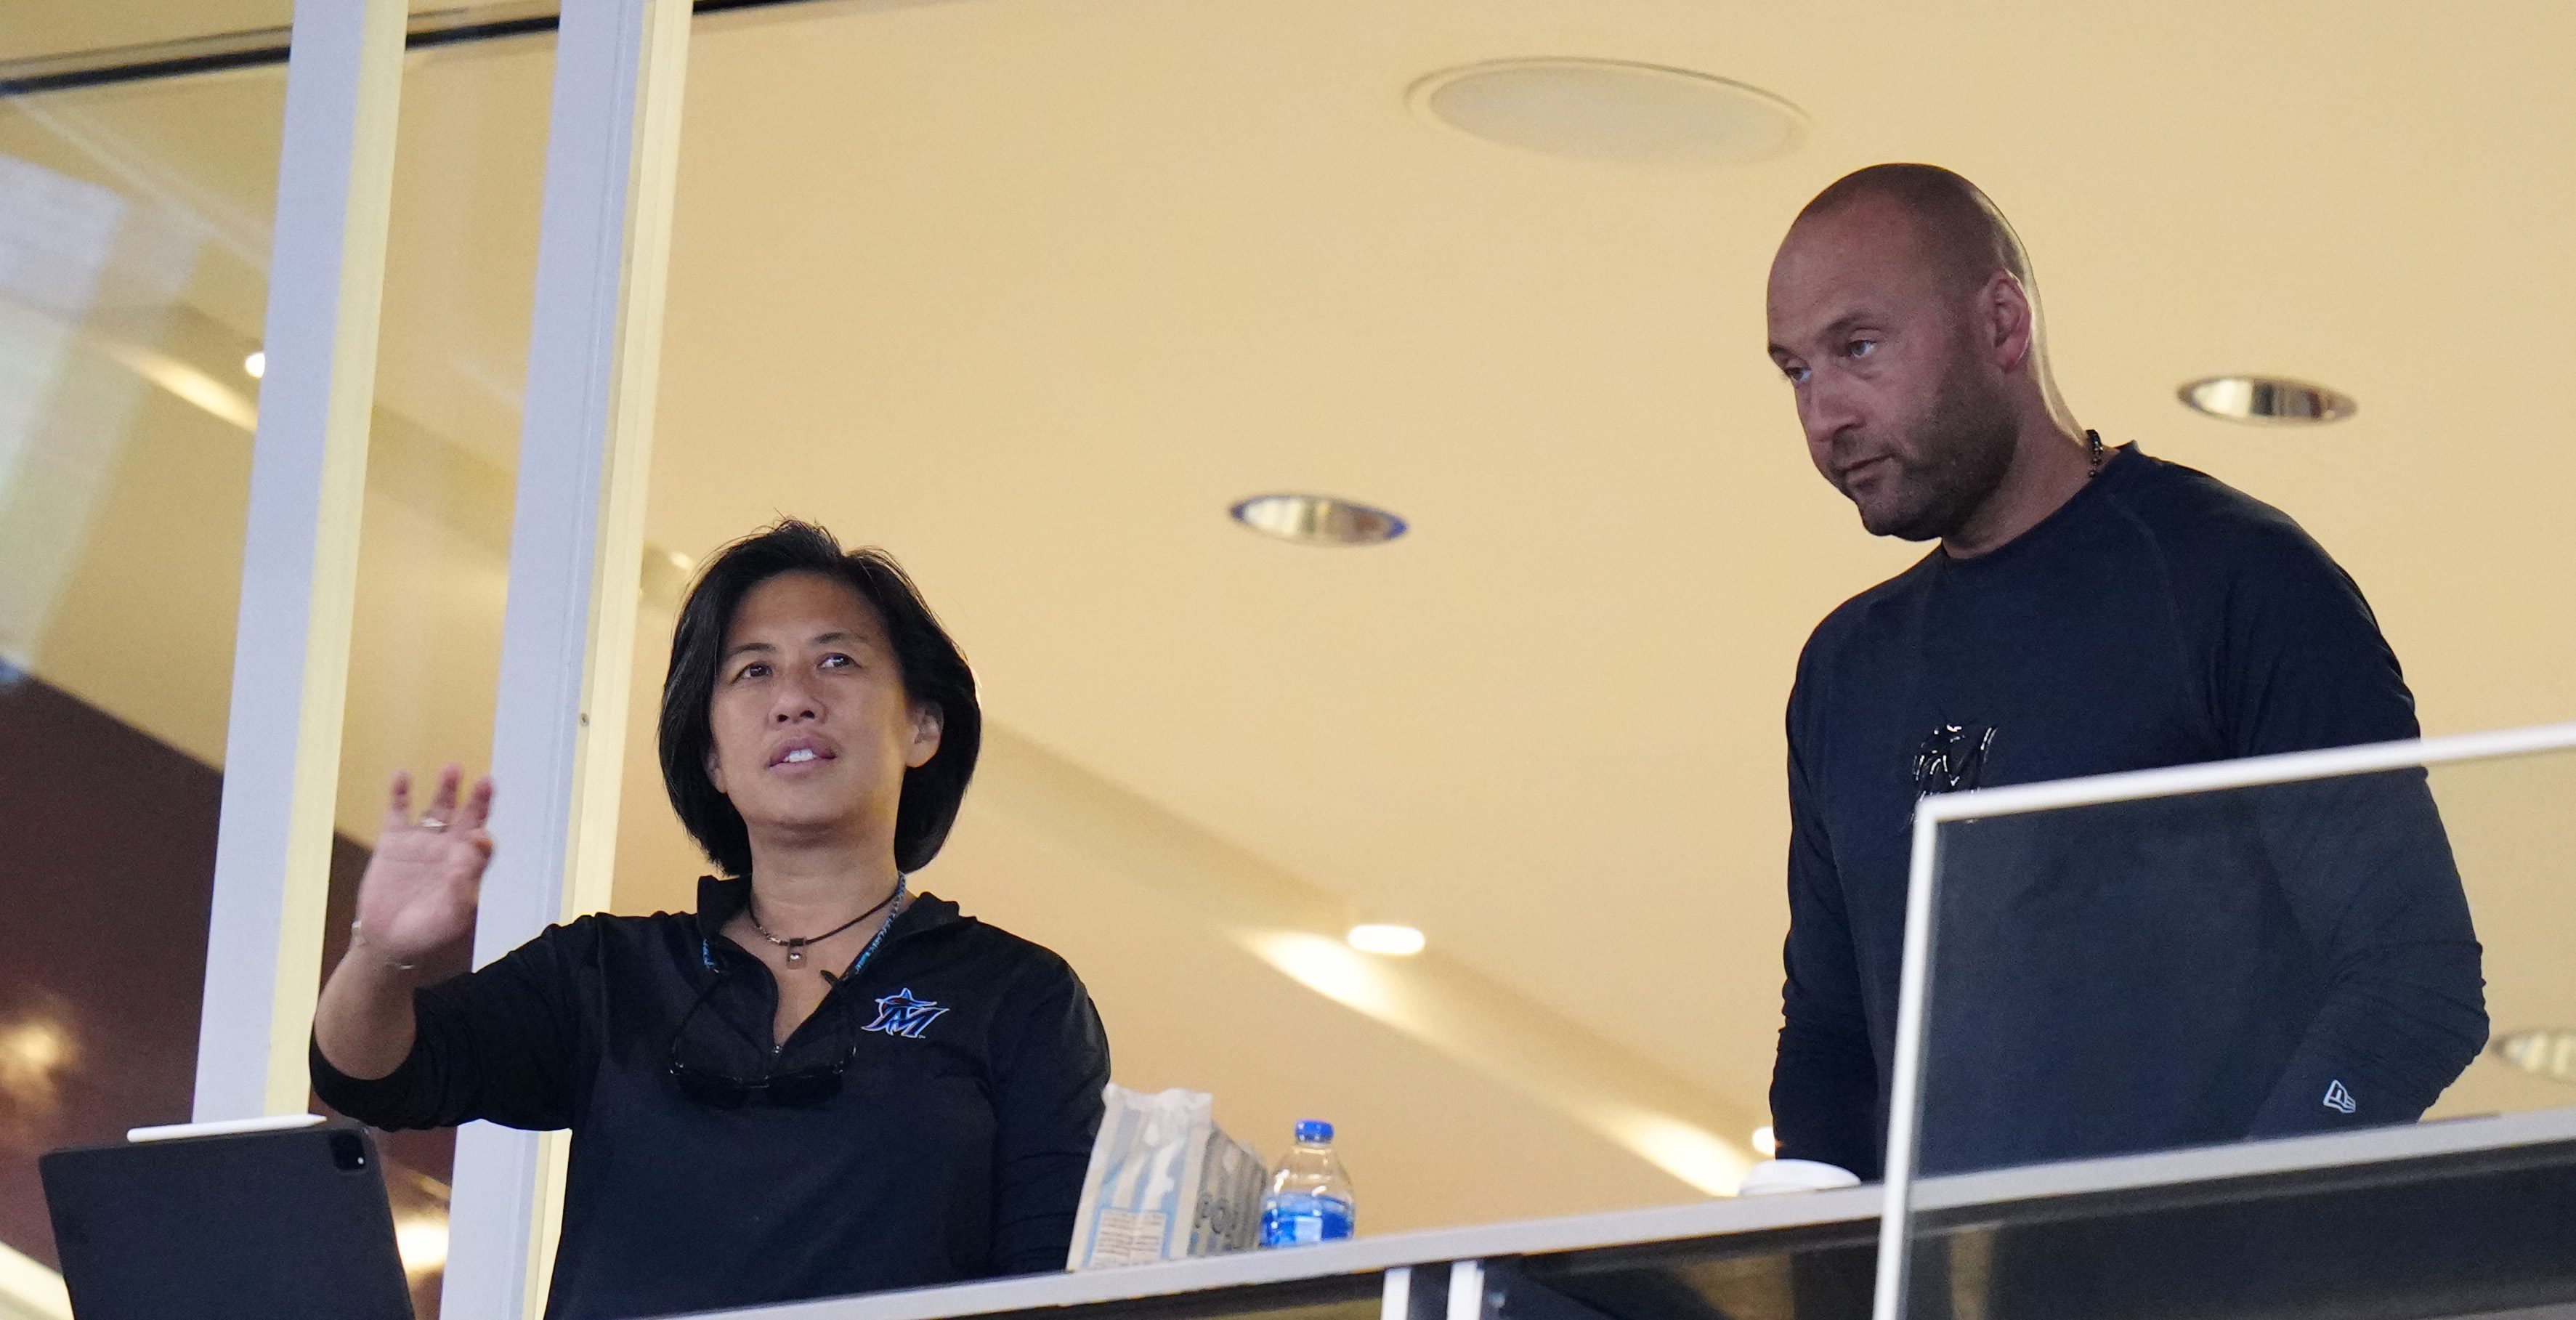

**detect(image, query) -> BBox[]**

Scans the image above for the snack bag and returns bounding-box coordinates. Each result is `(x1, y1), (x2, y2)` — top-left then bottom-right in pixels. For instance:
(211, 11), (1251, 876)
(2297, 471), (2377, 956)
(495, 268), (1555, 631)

(1066, 1085), (1265, 1269)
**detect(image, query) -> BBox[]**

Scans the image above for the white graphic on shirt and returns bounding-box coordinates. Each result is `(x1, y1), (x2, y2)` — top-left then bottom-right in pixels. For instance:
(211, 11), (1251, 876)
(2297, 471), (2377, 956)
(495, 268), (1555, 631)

(863, 987), (949, 1040)
(2322, 1080), (2358, 1114)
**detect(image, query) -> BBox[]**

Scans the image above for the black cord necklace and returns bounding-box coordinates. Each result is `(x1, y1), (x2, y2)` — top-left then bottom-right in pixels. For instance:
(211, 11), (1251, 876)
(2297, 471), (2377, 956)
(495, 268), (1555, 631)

(746, 883), (900, 968)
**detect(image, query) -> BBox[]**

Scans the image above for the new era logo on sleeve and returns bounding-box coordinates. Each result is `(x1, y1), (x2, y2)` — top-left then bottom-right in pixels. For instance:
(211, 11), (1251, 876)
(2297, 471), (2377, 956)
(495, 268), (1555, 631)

(2322, 1080), (2357, 1114)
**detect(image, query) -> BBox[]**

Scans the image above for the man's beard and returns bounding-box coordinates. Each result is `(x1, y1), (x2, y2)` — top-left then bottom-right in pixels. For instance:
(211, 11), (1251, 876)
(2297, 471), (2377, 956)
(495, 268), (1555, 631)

(1853, 363), (2018, 542)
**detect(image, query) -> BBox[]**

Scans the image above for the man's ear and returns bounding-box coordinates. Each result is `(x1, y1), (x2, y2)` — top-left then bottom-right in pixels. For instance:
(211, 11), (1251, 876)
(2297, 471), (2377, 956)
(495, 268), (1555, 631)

(1984, 271), (2036, 373)
(905, 702), (944, 770)
(705, 745), (727, 796)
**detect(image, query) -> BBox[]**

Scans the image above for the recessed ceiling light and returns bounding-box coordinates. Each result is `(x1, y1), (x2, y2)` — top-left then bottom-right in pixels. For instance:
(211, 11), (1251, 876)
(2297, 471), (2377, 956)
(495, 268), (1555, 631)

(2179, 376), (2355, 424)
(1231, 494), (1407, 546)
(1409, 58), (1805, 167)
(1345, 924), (1426, 957)
(242, 349), (266, 379)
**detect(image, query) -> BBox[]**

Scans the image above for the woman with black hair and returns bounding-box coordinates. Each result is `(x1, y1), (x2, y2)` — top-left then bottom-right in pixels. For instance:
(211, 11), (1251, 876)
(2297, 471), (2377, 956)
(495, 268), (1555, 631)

(312, 521), (1109, 1320)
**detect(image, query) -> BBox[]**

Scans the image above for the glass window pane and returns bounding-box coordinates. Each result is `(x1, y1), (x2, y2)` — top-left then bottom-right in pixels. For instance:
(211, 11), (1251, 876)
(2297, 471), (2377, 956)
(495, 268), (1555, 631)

(317, 28), (556, 1319)
(0, 25), (554, 1313)
(0, 64), (270, 1287)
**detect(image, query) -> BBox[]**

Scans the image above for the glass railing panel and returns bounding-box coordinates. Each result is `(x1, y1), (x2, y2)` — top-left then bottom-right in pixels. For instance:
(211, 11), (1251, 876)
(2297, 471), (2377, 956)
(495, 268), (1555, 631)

(1894, 736), (2576, 1319)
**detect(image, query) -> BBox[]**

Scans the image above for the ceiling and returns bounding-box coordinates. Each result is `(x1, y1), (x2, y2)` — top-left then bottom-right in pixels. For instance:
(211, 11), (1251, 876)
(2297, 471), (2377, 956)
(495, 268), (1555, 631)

(4, 0), (2575, 1239)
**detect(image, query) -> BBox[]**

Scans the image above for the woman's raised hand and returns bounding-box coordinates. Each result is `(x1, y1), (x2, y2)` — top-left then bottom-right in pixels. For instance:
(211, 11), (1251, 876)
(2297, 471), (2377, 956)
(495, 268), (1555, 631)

(352, 765), (495, 966)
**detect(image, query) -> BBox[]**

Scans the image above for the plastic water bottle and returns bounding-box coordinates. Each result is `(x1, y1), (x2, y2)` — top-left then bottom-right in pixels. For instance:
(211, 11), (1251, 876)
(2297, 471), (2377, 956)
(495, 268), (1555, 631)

(1258, 1119), (1355, 1247)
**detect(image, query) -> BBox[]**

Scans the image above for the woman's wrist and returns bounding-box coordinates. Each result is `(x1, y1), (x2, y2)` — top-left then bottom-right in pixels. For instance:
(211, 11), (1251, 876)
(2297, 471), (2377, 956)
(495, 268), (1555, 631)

(347, 922), (424, 976)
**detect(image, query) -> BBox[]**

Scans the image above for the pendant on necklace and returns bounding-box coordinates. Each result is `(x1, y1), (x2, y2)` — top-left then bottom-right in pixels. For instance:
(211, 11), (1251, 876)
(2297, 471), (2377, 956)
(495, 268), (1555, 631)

(785, 941), (806, 967)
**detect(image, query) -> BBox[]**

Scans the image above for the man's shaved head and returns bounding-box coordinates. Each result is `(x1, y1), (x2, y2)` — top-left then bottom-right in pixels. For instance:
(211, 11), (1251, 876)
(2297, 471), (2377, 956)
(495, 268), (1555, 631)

(1793, 163), (2030, 298)
(1765, 163), (2079, 550)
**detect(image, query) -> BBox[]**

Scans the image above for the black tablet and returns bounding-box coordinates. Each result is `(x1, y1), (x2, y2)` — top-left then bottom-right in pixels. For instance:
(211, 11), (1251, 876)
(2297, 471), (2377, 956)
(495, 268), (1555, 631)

(39, 1120), (414, 1320)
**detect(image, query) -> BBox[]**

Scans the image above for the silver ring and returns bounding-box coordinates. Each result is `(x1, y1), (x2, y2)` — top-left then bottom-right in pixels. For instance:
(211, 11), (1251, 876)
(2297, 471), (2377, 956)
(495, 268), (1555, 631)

(419, 817), (448, 831)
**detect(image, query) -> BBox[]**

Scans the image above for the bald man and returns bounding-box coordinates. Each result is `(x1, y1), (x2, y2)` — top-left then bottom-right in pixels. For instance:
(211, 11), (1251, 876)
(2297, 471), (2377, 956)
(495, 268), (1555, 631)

(1762, 165), (2486, 1181)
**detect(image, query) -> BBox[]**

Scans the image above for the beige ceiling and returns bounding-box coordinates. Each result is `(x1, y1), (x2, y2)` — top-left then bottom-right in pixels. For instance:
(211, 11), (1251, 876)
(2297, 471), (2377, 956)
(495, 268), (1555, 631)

(6, 0), (2576, 1238)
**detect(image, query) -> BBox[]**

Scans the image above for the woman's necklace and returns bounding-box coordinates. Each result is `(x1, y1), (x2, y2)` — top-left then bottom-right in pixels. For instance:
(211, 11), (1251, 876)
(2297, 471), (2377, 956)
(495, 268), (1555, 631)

(746, 878), (901, 968)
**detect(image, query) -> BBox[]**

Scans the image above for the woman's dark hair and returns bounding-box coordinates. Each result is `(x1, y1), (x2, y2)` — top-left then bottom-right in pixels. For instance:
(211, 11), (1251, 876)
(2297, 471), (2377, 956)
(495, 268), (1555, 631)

(658, 520), (981, 876)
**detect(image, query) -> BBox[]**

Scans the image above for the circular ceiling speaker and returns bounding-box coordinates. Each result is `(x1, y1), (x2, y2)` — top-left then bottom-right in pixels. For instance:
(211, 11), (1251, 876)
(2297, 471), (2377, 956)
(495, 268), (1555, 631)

(2179, 376), (2357, 425)
(1410, 58), (1806, 167)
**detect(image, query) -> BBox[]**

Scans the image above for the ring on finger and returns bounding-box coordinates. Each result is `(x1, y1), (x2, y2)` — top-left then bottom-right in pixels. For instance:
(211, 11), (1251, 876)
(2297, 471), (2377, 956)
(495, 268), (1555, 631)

(420, 817), (448, 831)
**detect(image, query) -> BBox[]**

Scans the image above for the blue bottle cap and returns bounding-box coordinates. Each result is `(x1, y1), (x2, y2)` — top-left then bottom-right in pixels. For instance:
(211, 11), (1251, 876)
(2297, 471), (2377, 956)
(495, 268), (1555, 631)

(1295, 1119), (1334, 1143)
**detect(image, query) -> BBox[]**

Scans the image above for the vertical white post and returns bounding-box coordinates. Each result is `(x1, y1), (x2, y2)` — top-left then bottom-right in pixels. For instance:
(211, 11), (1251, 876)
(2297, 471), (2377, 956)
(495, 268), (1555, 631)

(441, 2), (692, 1316)
(1870, 808), (1949, 1320)
(1445, 1260), (1486, 1320)
(193, 0), (408, 1124)
(1380, 1266), (1414, 1320)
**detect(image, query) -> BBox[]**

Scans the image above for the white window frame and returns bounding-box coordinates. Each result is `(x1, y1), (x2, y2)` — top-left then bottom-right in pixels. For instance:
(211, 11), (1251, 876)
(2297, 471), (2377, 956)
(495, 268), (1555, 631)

(195, 0), (410, 1125)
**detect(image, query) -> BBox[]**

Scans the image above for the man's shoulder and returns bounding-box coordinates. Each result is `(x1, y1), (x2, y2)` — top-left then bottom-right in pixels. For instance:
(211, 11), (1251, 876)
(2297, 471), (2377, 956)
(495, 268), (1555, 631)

(2105, 450), (2335, 572)
(2096, 452), (2396, 647)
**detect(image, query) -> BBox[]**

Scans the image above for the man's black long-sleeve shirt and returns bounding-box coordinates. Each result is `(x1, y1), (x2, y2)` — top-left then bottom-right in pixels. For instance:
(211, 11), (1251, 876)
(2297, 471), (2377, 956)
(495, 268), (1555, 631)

(314, 878), (1109, 1320)
(1772, 446), (2486, 1180)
